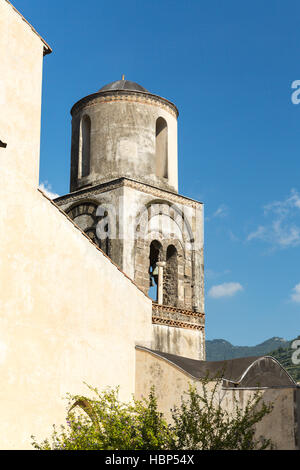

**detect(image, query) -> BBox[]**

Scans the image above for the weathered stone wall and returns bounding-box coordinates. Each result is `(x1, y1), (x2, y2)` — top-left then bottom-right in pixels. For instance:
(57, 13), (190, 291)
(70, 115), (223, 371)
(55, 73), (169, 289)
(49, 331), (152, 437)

(152, 323), (205, 360)
(70, 93), (178, 193)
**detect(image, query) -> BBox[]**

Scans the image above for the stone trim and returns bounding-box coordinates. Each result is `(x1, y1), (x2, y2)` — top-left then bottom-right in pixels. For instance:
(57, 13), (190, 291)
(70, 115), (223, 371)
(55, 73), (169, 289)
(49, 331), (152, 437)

(152, 303), (205, 331)
(55, 177), (203, 209)
(71, 90), (178, 118)
(152, 316), (204, 331)
(152, 303), (205, 318)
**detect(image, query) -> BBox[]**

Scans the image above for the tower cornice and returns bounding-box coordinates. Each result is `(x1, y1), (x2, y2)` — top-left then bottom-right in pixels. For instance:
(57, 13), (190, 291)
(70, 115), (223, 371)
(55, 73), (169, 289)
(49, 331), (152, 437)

(70, 90), (179, 119)
(54, 177), (203, 208)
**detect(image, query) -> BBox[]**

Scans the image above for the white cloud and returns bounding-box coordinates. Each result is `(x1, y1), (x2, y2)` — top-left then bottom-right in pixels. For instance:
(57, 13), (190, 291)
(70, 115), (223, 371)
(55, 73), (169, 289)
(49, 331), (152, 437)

(247, 189), (300, 249)
(212, 204), (229, 219)
(291, 283), (300, 303)
(39, 181), (59, 200)
(206, 204), (229, 221)
(247, 225), (266, 242)
(208, 282), (243, 299)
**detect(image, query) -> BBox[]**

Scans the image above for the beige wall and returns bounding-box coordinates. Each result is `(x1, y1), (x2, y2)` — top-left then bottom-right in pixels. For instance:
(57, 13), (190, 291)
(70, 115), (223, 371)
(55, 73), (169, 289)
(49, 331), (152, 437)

(223, 388), (297, 450)
(0, 0), (45, 186)
(135, 348), (299, 450)
(0, 1), (153, 449)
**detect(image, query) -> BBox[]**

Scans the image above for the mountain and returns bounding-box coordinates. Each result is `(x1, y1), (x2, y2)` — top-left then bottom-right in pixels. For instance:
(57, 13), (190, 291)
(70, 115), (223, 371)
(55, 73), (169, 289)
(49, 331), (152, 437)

(206, 337), (289, 361)
(206, 336), (300, 382)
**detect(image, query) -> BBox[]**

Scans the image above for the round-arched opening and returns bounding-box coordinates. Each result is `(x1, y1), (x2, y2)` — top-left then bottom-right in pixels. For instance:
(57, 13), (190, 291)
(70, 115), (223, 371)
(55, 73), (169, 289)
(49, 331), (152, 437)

(155, 117), (168, 179)
(79, 115), (91, 178)
(148, 240), (162, 301)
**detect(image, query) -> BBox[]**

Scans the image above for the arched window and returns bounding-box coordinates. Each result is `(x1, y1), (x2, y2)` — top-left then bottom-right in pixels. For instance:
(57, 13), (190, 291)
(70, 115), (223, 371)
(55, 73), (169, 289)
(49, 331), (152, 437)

(155, 117), (168, 179)
(79, 115), (91, 178)
(148, 240), (162, 301)
(163, 245), (178, 306)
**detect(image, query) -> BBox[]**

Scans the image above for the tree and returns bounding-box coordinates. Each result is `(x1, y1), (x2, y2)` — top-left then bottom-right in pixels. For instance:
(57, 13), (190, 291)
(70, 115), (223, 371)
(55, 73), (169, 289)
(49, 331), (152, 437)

(32, 378), (274, 450)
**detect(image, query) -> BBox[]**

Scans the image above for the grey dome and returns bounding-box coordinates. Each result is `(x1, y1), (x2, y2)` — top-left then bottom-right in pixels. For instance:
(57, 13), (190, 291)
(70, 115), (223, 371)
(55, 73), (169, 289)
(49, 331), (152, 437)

(99, 80), (149, 93)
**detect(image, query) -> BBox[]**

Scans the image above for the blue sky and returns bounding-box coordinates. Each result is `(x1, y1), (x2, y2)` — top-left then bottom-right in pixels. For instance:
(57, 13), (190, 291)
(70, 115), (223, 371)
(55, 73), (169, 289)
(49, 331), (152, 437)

(13, 0), (300, 346)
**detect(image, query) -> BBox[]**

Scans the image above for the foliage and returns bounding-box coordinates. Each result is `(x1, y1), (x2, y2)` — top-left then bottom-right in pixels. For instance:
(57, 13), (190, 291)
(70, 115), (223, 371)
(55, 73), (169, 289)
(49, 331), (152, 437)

(31, 385), (173, 450)
(32, 378), (274, 451)
(169, 378), (274, 450)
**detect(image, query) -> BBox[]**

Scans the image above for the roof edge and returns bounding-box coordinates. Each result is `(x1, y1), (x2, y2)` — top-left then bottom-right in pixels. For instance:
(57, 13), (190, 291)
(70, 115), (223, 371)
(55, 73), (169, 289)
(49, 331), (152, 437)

(135, 345), (202, 380)
(238, 355), (297, 386)
(5, 0), (52, 56)
(38, 188), (151, 301)
(135, 347), (298, 388)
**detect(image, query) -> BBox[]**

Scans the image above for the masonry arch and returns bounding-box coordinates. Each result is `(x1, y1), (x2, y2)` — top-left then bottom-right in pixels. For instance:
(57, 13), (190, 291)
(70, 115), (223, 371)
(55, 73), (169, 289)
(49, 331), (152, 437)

(138, 199), (195, 251)
(66, 200), (113, 256)
(133, 200), (195, 308)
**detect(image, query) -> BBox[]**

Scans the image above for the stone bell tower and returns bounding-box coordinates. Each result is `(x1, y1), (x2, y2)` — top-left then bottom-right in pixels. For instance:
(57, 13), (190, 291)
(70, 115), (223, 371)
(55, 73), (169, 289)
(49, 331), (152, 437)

(55, 78), (205, 360)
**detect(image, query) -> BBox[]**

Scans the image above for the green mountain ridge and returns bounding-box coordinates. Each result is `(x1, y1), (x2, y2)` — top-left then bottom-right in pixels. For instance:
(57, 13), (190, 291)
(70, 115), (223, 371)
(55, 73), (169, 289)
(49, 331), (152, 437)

(206, 336), (300, 382)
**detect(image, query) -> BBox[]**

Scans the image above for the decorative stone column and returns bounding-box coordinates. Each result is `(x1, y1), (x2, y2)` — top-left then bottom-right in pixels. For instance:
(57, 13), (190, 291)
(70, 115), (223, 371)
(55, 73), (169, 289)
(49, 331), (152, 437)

(157, 261), (166, 305)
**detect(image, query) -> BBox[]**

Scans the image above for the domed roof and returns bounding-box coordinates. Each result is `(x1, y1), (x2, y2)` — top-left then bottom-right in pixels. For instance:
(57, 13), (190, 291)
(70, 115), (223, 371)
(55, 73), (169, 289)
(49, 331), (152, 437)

(99, 79), (149, 93)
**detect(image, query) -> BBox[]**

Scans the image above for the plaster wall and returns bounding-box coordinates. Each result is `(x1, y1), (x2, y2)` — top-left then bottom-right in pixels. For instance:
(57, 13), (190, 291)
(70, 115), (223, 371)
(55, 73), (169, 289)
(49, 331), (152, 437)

(0, 0), (44, 186)
(0, 2), (153, 449)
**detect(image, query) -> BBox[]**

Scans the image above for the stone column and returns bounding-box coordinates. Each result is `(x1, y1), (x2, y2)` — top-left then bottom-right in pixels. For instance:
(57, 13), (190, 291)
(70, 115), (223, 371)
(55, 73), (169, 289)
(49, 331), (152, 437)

(157, 261), (166, 305)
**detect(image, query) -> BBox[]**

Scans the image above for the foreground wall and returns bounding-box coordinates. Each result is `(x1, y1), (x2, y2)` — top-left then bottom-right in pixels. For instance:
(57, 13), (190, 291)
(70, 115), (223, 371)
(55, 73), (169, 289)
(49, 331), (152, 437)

(0, 0), (152, 449)
(135, 348), (300, 450)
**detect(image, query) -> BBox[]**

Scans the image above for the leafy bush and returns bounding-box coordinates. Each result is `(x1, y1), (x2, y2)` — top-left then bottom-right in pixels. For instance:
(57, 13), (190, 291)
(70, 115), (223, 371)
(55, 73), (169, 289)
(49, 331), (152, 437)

(31, 385), (173, 450)
(32, 378), (274, 450)
(169, 378), (274, 450)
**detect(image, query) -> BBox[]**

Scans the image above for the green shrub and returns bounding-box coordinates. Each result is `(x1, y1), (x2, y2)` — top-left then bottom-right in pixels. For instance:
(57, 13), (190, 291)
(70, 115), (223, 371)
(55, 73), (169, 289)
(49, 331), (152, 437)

(31, 385), (173, 450)
(32, 378), (274, 450)
(169, 378), (274, 450)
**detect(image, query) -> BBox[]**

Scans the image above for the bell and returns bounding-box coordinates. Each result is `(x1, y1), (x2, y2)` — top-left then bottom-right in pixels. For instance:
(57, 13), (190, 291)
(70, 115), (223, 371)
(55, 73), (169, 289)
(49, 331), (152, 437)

(153, 266), (158, 276)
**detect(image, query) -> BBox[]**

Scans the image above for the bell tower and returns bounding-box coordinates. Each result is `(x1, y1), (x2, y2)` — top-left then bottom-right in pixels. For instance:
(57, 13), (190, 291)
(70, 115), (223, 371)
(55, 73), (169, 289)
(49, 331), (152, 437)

(55, 78), (205, 360)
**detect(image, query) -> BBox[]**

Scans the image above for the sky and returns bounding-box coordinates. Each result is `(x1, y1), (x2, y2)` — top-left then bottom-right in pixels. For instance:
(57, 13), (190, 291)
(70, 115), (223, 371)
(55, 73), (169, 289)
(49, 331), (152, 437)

(12, 0), (300, 346)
